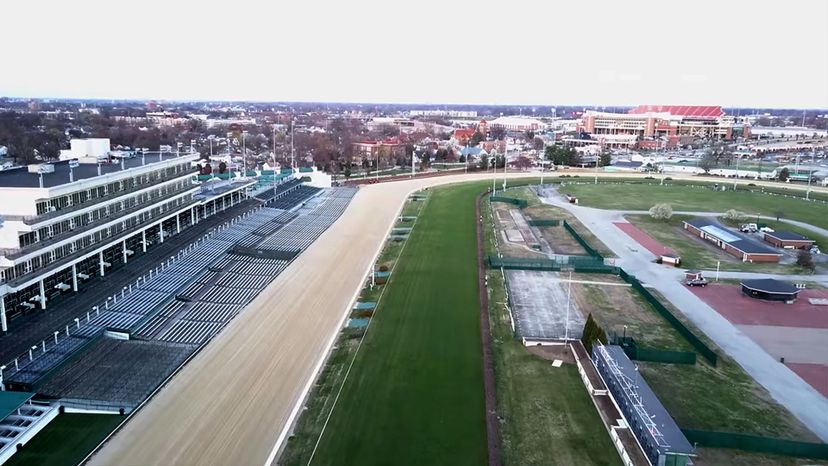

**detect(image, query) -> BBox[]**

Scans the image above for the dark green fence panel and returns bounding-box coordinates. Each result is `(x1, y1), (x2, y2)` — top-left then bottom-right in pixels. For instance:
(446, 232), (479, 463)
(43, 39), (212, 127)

(527, 219), (561, 227)
(488, 256), (617, 274)
(683, 429), (828, 459)
(489, 196), (529, 208)
(562, 220), (603, 260)
(619, 270), (718, 366)
(630, 346), (696, 364)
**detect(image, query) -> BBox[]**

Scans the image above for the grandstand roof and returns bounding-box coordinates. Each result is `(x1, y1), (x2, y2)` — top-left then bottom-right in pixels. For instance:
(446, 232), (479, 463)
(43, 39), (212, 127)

(628, 105), (723, 120)
(0, 391), (34, 420)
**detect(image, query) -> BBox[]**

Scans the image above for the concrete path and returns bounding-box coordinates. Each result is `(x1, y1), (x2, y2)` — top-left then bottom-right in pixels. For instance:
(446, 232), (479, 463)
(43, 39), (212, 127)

(536, 185), (828, 442)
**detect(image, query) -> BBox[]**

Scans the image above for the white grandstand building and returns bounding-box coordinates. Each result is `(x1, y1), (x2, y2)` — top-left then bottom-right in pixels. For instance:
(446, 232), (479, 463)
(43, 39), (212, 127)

(0, 143), (255, 333)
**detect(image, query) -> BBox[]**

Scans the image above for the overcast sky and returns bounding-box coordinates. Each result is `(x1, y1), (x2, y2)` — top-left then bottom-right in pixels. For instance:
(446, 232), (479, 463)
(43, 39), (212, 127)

(3, 0), (827, 108)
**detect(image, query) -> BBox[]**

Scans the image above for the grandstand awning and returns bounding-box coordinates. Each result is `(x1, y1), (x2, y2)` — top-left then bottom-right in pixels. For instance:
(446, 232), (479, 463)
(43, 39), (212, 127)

(0, 391), (35, 420)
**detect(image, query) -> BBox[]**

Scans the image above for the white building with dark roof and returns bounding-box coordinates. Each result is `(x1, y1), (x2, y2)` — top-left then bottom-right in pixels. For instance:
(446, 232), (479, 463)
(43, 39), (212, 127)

(0, 146), (254, 333)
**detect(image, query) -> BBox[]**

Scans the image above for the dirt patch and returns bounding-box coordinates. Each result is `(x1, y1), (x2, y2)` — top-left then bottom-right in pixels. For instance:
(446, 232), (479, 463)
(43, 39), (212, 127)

(492, 202), (547, 259)
(526, 344), (575, 364)
(571, 281), (691, 350)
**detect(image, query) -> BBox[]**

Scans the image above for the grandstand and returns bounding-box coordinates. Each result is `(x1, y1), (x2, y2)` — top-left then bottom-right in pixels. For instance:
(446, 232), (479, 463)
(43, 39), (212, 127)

(0, 186), (358, 416)
(38, 339), (192, 409)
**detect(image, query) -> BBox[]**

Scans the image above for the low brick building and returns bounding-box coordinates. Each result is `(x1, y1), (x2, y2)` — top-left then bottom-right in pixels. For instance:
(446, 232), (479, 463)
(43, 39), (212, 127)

(763, 231), (815, 250)
(683, 218), (782, 263)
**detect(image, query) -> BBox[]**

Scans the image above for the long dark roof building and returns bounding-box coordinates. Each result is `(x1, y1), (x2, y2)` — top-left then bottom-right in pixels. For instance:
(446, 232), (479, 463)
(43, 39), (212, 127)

(683, 217), (782, 263)
(593, 344), (695, 466)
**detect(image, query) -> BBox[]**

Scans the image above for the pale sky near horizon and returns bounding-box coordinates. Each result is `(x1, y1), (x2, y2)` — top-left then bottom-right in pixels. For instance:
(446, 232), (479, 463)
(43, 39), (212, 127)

(3, 0), (827, 108)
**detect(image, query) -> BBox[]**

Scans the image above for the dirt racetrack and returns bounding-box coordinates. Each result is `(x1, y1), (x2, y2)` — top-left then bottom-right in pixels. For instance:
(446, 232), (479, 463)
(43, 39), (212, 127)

(87, 173), (533, 466)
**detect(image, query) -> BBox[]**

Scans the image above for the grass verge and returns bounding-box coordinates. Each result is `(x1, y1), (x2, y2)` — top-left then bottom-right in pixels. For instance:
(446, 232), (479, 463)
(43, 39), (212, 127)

(562, 183), (828, 231)
(626, 215), (807, 274)
(280, 195), (427, 465)
(483, 194), (622, 466)
(305, 183), (488, 465)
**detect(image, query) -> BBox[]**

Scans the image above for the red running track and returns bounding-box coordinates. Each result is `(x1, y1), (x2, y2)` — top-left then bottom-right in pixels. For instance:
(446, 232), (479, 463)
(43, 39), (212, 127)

(787, 363), (828, 398)
(688, 283), (828, 329)
(613, 222), (676, 257)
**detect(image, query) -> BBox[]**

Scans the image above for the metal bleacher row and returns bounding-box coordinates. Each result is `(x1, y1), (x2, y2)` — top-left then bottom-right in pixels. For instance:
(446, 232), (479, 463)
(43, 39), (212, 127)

(258, 187), (356, 252)
(3, 206), (284, 389)
(267, 185), (322, 210)
(3, 186), (358, 409)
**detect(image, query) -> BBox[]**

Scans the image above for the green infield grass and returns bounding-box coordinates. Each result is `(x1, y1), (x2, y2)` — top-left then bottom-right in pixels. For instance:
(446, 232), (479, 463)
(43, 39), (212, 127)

(5, 413), (123, 466)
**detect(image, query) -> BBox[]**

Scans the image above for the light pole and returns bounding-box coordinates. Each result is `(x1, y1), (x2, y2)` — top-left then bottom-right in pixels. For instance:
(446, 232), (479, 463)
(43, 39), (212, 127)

(564, 268), (573, 341)
(502, 145), (507, 191)
(208, 135), (214, 158)
(242, 130), (249, 177)
(492, 150), (497, 194)
(595, 151), (600, 185)
(290, 118), (296, 170)
(539, 150), (545, 187)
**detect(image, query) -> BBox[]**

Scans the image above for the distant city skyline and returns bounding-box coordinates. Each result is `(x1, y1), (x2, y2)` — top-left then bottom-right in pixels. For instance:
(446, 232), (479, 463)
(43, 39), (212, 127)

(3, 0), (827, 109)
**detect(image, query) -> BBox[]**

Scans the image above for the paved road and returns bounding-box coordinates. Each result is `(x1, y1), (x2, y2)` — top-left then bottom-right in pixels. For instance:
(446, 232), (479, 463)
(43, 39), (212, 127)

(88, 173), (534, 466)
(537, 186), (828, 442)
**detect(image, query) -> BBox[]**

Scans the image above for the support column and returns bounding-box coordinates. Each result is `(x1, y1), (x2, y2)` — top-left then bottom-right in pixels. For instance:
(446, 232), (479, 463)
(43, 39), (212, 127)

(1, 297), (7, 333)
(71, 264), (78, 292)
(142, 230), (147, 253)
(159, 222), (165, 243)
(191, 207), (197, 225)
(38, 280), (46, 310)
(176, 215), (181, 234)
(122, 240), (128, 264)
(99, 251), (105, 277)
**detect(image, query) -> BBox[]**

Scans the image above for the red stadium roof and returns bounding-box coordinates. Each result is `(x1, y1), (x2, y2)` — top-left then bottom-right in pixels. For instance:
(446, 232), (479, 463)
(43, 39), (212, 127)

(629, 105), (723, 120)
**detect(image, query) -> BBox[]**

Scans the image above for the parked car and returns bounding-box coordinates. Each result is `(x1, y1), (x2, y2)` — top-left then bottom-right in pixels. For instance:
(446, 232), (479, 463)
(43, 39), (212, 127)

(740, 223), (758, 233)
(685, 277), (708, 287)
(759, 226), (775, 233)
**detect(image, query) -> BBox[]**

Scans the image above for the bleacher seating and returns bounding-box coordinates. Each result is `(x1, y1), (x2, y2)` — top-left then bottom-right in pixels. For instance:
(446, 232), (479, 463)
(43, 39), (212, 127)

(3, 187), (357, 406)
(38, 339), (192, 408)
(267, 185), (322, 210)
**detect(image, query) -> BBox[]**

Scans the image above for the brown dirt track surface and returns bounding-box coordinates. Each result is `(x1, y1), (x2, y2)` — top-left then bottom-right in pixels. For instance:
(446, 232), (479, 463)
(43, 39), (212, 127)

(87, 173), (533, 466)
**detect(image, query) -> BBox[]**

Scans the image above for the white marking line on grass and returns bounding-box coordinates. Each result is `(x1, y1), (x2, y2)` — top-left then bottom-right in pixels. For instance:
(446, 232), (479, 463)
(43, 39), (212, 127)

(302, 192), (430, 466)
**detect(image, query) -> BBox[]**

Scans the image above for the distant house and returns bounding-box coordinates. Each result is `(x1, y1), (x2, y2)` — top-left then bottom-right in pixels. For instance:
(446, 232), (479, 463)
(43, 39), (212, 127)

(459, 146), (483, 161)
(683, 218), (782, 263)
(351, 138), (405, 166)
(453, 128), (477, 146)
